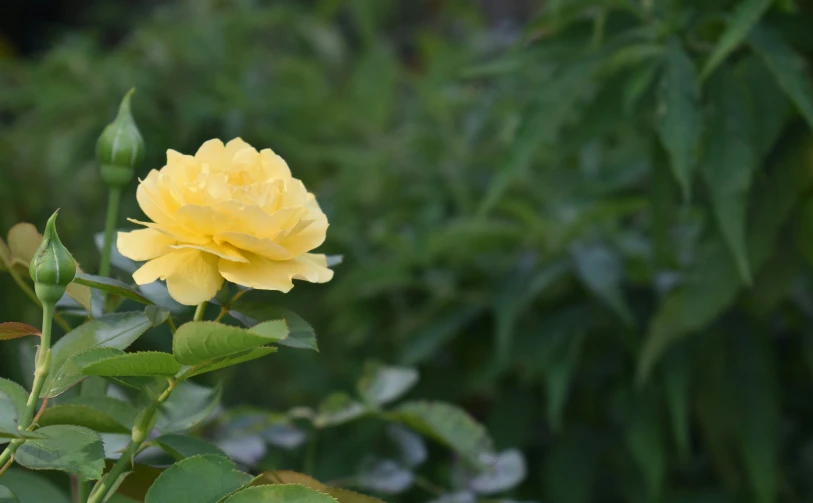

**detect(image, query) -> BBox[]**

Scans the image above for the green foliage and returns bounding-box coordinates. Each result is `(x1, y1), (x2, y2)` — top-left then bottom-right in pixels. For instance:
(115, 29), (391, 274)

(0, 0), (812, 502)
(143, 455), (252, 503)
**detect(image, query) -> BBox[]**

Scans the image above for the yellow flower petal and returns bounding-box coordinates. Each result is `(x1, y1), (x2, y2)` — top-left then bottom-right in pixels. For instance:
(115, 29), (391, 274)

(132, 250), (190, 285)
(218, 253), (333, 292)
(124, 138), (333, 304)
(166, 251), (224, 305)
(117, 229), (177, 261)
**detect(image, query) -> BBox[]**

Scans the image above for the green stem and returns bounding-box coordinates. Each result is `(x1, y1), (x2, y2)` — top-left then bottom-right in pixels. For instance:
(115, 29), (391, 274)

(75, 480), (90, 503)
(88, 380), (176, 503)
(99, 186), (122, 279)
(194, 301), (208, 322)
(0, 303), (55, 478)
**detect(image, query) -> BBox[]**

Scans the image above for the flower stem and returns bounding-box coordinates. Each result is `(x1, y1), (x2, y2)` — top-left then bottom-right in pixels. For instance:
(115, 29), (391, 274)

(88, 379), (176, 503)
(99, 186), (122, 279)
(194, 301), (208, 322)
(0, 303), (55, 478)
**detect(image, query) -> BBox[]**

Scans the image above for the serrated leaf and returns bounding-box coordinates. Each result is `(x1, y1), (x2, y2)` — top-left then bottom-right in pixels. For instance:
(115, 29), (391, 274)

(260, 471), (385, 503)
(173, 321), (288, 365)
(15, 425), (105, 480)
(749, 24), (813, 131)
(157, 381), (221, 433)
(179, 347), (277, 379)
(45, 347), (124, 398)
(390, 401), (494, 466)
(657, 37), (701, 200)
(701, 65), (758, 284)
(73, 273), (154, 305)
(38, 396), (136, 434)
(2, 468), (70, 503)
(144, 454), (252, 503)
(46, 312), (152, 393)
(222, 484), (338, 503)
(229, 299), (318, 351)
(701, 0), (773, 79)
(387, 424), (427, 467)
(357, 363), (418, 406)
(0, 323), (40, 341)
(154, 434), (226, 460)
(83, 351), (181, 377)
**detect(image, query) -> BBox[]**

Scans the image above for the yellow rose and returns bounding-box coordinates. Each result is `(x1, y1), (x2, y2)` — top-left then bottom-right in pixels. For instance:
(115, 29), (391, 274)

(117, 138), (333, 305)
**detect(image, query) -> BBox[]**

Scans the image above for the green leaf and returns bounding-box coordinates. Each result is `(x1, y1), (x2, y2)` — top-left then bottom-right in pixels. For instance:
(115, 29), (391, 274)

(145, 454), (252, 503)
(45, 347), (123, 398)
(0, 378), (28, 420)
(73, 273), (155, 305)
(222, 484), (338, 503)
(0, 486), (17, 503)
(144, 306), (171, 328)
(0, 323), (40, 341)
(38, 396), (136, 434)
(230, 300), (318, 351)
(545, 332), (585, 432)
(624, 391), (666, 501)
(657, 37), (701, 200)
(700, 0), (772, 79)
(390, 401), (494, 466)
(178, 347), (277, 379)
(739, 57), (791, 159)
(314, 392), (368, 428)
(701, 65), (758, 284)
(45, 312), (153, 396)
(173, 321), (288, 365)
(2, 468), (70, 503)
(157, 381), (221, 433)
(638, 139), (813, 381)
(571, 243), (633, 326)
(731, 331), (779, 503)
(82, 351), (181, 377)
(154, 434), (226, 460)
(259, 471), (385, 503)
(357, 363), (418, 406)
(15, 425), (105, 480)
(749, 24), (813, 131)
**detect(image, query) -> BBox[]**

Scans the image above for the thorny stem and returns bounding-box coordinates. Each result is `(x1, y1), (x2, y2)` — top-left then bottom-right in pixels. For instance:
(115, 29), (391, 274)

(88, 379), (177, 503)
(0, 303), (55, 477)
(99, 187), (122, 279)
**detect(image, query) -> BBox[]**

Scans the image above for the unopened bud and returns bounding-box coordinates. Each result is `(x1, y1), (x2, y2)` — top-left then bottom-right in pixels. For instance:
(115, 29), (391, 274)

(97, 88), (145, 188)
(29, 211), (77, 304)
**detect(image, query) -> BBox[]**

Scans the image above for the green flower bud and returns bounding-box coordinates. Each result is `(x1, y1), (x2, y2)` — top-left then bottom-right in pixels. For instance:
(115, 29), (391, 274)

(97, 88), (145, 188)
(29, 211), (77, 305)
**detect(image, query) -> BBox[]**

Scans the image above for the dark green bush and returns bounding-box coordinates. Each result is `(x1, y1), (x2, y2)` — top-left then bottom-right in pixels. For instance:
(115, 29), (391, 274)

(2, 0), (813, 501)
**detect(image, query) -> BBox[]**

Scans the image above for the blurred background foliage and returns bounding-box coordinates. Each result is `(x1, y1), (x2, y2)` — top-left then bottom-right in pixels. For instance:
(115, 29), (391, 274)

(2, 0), (813, 501)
